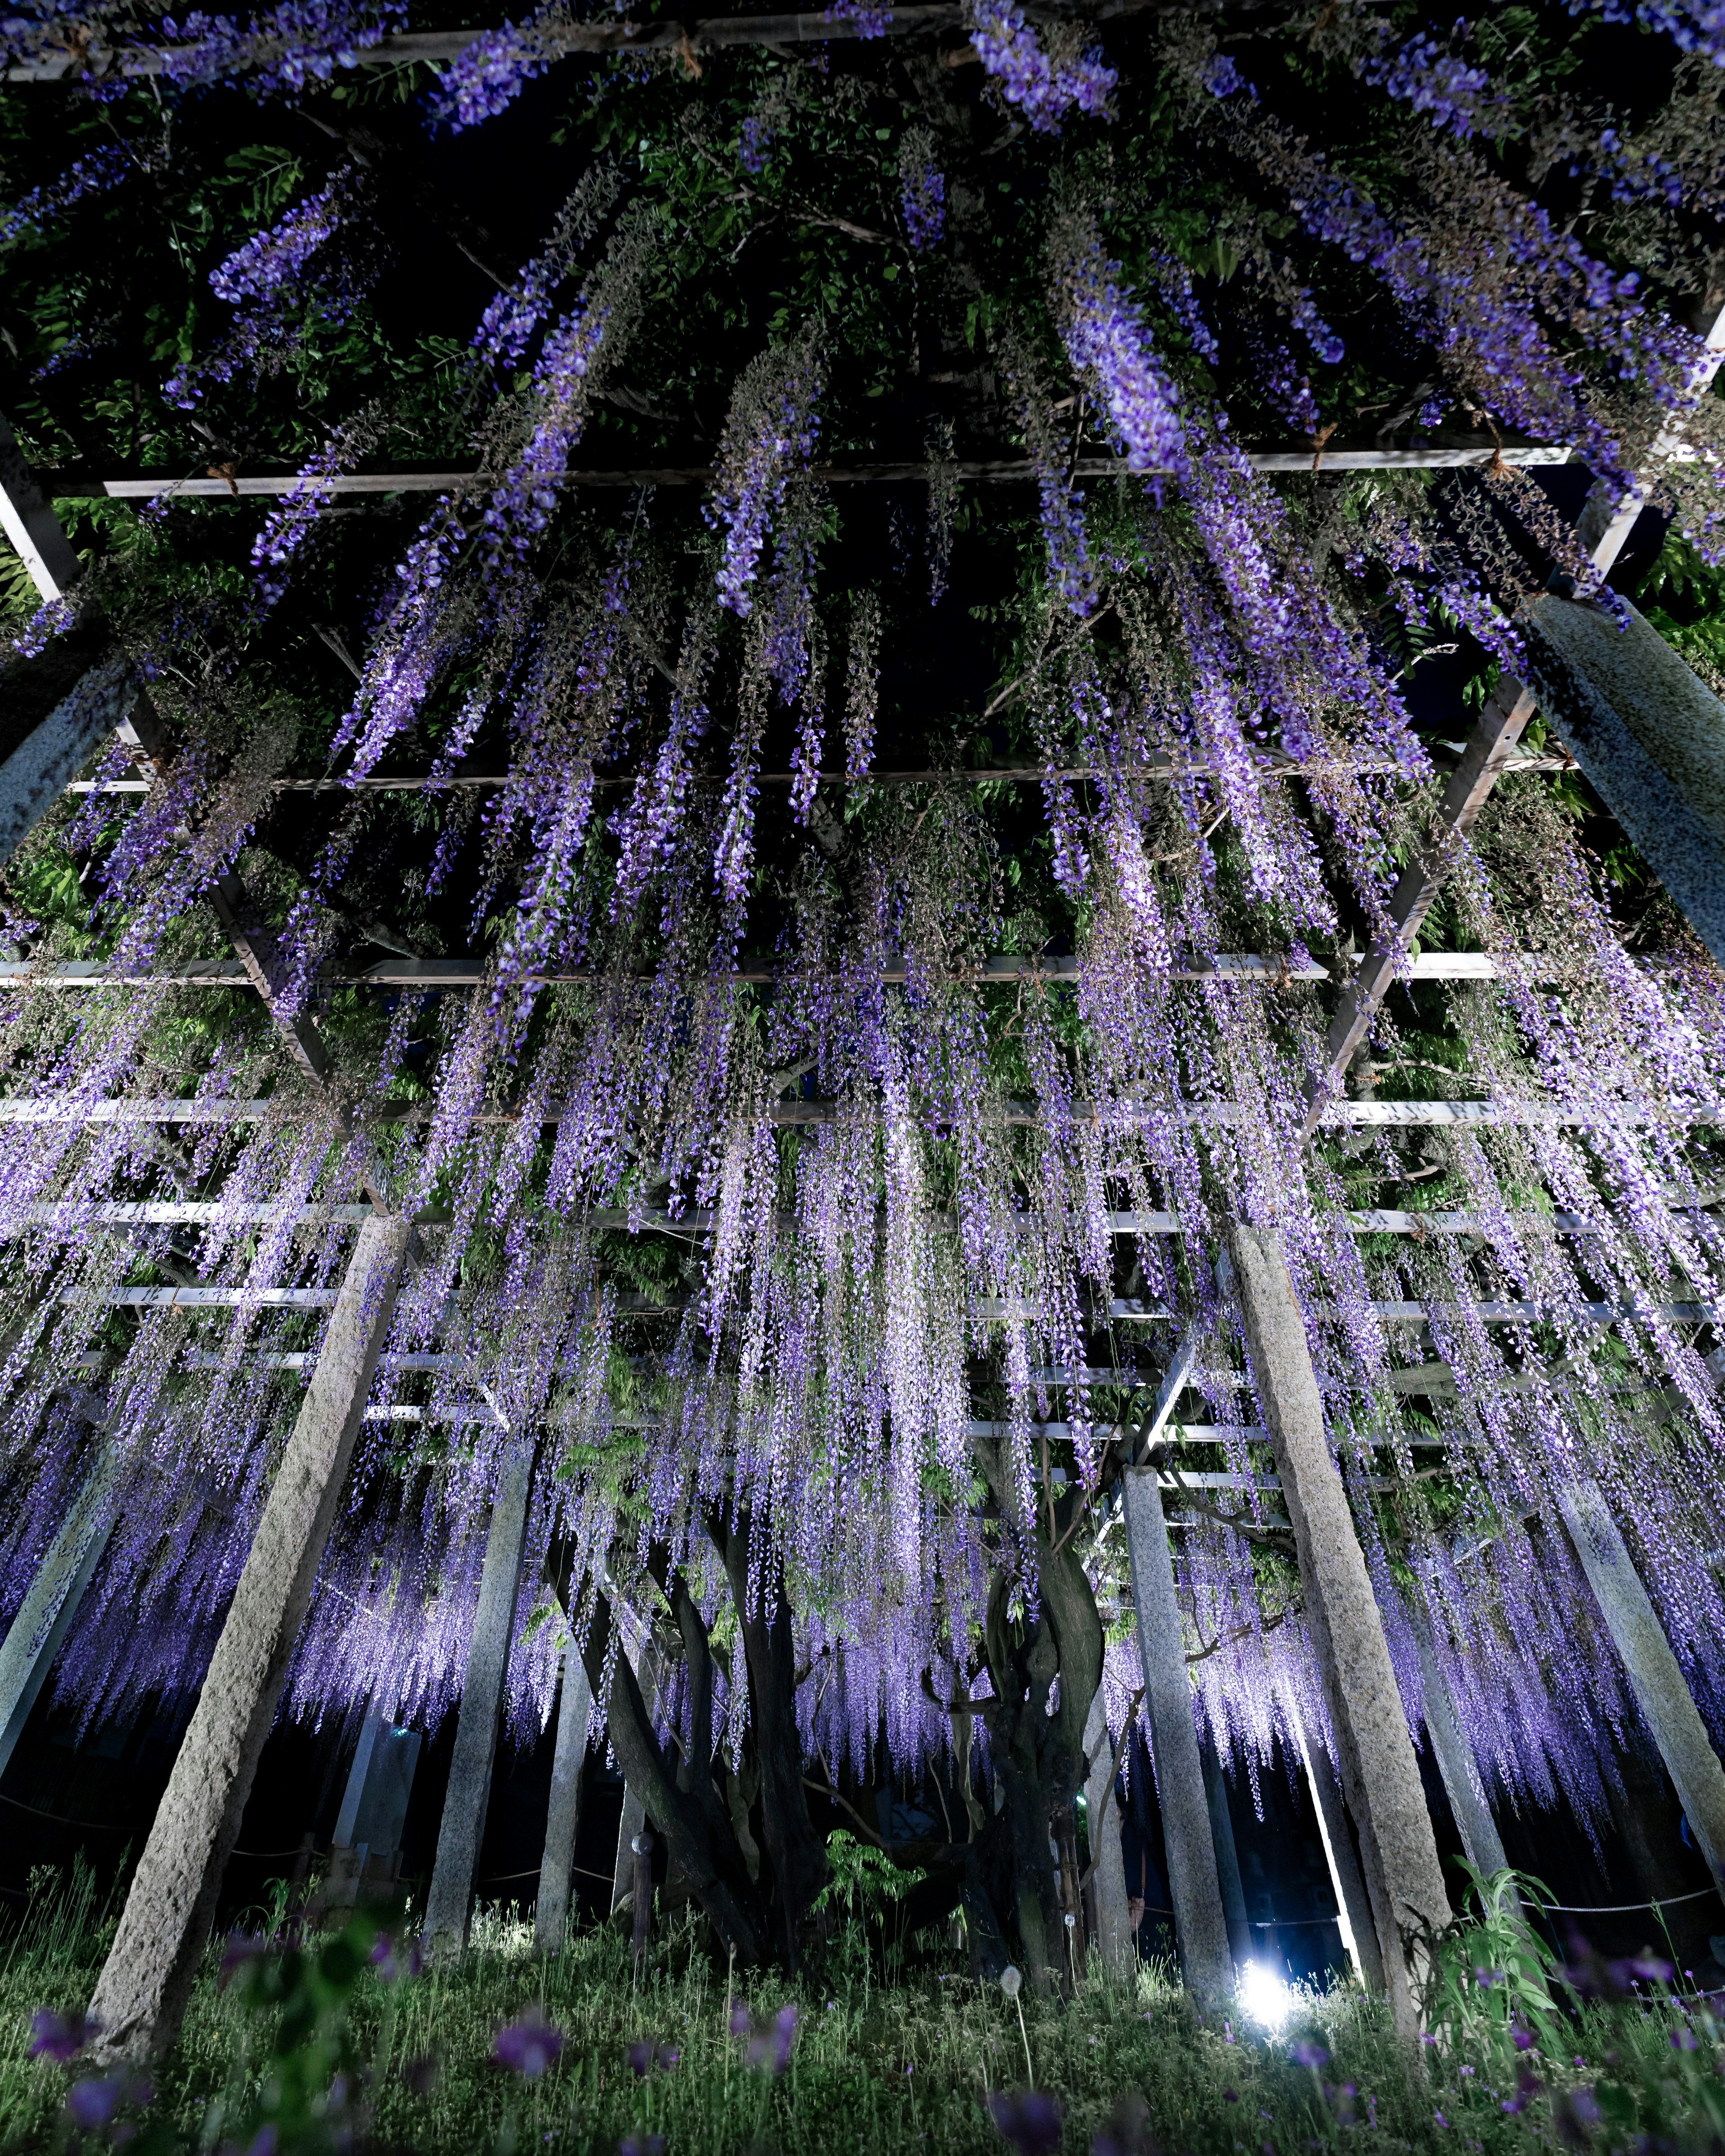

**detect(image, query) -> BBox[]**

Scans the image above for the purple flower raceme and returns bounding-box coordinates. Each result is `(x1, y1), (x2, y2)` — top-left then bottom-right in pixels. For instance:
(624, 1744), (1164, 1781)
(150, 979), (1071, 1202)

(739, 114), (774, 175)
(166, 159), (371, 408)
(1203, 66), (1705, 500)
(1049, 212), (1186, 486)
(249, 403), (385, 616)
(899, 125), (945, 251)
(494, 2008), (565, 2079)
(11, 592), (79, 658)
(1356, 24), (1505, 140)
(967, 0), (1115, 132)
(428, 8), (563, 130)
(708, 334), (825, 616)
(1575, 0), (1725, 68)
(149, 0), (405, 93)
(825, 0), (891, 34)
(0, 143), (134, 246)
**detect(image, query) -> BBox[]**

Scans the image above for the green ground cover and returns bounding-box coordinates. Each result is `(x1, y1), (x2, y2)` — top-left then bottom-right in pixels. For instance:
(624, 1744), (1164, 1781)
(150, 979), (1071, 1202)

(0, 1862), (1719, 2156)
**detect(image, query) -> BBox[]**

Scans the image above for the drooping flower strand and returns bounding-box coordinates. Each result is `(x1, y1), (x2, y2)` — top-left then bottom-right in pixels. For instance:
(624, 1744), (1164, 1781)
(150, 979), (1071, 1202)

(708, 334), (826, 617)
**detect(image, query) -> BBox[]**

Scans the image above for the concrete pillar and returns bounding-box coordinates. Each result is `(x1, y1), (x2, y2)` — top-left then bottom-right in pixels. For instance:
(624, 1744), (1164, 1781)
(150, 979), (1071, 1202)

(324, 1707), (421, 1909)
(1412, 1615), (1509, 1881)
(1200, 1738), (1252, 1965)
(1224, 1224), (1449, 2037)
(1288, 1697), (1384, 1993)
(1121, 1463), (1233, 1995)
(612, 1637), (662, 1914)
(1557, 1477), (1725, 1894)
(1081, 1682), (1133, 1970)
(533, 1631), (593, 1954)
(1522, 591), (1725, 967)
(0, 1445), (116, 1780)
(424, 1445), (534, 1953)
(86, 1214), (412, 2062)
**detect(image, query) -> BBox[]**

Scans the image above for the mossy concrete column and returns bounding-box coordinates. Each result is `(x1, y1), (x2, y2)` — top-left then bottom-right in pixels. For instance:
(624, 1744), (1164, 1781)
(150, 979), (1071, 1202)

(1412, 1616), (1508, 1882)
(1225, 1223), (1449, 2036)
(1081, 1683), (1133, 1969)
(1287, 1697), (1384, 1993)
(1558, 1478), (1725, 1894)
(0, 1443), (116, 1779)
(87, 1215), (412, 2062)
(534, 1634), (593, 1954)
(1121, 1461), (1233, 1997)
(425, 1445), (534, 1953)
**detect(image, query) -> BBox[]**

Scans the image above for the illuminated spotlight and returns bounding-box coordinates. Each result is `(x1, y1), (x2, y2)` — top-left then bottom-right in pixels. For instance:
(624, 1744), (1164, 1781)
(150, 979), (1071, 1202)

(1238, 1960), (1293, 2032)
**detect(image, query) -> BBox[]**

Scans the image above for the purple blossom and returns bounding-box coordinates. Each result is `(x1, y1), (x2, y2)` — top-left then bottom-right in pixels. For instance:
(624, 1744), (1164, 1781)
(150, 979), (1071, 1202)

(64, 2072), (150, 2131)
(29, 2008), (94, 2065)
(733, 2000), (798, 2075)
(1292, 2041), (1331, 2070)
(1357, 27), (1504, 140)
(739, 115), (774, 175)
(165, 161), (368, 408)
(825, 0), (891, 34)
(708, 337), (824, 616)
(1051, 215), (1185, 481)
(1202, 53), (1247, 97)
(987, 2090), (1063, 2154)
(968, 0), (1116, 133)
(900, 134), (945, 252)
(494, 2008), (565, 2079)
(249, 405), (382, 615)
(208, 168), (351, 306)
(429, 14), (555, 130)
(149, 0), (405, 94)
(12, 594), (79, 659)
(0, 144), (134, 247)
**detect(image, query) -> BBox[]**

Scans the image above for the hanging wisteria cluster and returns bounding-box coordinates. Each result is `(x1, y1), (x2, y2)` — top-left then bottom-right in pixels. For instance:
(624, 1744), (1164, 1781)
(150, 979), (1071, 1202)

(4, 0), (1725, 1952)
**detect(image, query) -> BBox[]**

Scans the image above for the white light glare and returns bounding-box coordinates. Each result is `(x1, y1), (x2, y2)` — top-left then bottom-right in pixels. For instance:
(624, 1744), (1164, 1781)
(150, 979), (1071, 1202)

(1238, 1960), (1294, 2033)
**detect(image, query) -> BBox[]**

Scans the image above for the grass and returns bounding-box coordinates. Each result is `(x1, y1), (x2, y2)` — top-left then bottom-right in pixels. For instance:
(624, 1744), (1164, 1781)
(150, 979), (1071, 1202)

(0, 1860), (1720, 2154)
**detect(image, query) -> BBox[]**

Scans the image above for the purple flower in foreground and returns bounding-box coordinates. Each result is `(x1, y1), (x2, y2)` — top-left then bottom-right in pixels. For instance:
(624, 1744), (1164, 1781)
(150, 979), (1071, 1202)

(1292, 2041), (1330, 2070)
(619, 2138), (664, 2156)
(988, 2089), (1063, 2154)
(494, 2008), (565, 2079)
(737, 2000), (798, 2075)
(1553, 2086), (1601, 2148)
(29, 2009), (94, 2065)
(65, 2071), (150, 2131)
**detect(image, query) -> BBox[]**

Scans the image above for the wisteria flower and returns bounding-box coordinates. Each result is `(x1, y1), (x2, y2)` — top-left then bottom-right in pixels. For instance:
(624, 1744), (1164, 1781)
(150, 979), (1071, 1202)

(29, 2008), (95, 2065)
(987, 2089), (1062, 2154)
(494, 2008), (565, 2079)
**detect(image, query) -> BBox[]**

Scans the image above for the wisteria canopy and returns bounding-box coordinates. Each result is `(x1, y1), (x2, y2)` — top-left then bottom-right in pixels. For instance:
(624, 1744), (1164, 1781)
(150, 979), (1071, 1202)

(1, 0), (1725, 1982)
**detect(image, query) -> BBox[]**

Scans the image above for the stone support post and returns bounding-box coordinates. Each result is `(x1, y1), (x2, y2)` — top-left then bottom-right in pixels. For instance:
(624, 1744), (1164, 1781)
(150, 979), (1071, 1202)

(533, 1631), (593, 1954)
(0, 1445), (116, 1779)
(611, 1636), (662, 1914)
(1558, 1478), (1725, 1894)
(1225, 1224), (1450, 2036)
(86, 1215), (412, 2061)
(1200, 1740), (1252, 1966)
(1080, 1683), (1133, 1970)
(1288, 1697), (1384, 1993)
(424, 1445), (534, 1953)
(1412, 1617), (1509, 1882)
(1121, 1462), (1233, 1996)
